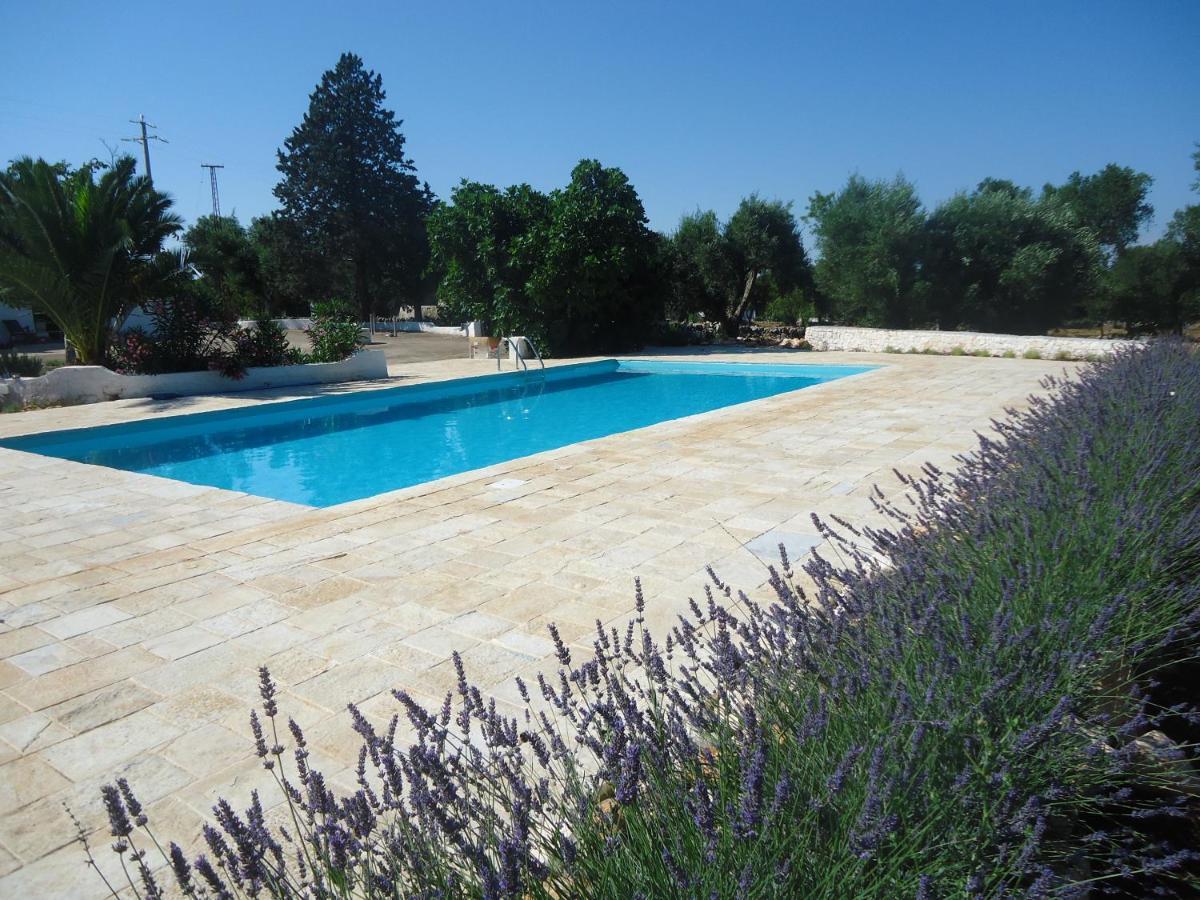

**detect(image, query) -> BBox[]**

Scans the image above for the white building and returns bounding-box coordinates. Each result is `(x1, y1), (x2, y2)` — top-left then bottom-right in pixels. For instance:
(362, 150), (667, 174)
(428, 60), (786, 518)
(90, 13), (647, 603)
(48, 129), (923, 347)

(0, 301), (35, 331)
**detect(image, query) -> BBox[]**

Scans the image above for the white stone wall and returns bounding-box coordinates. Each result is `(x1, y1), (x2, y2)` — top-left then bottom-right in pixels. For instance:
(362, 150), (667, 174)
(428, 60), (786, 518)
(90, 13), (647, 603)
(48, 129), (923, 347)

(0, 350), (388, 406)
(240, 318), (467, 336)
(805, 326), (1141, 359)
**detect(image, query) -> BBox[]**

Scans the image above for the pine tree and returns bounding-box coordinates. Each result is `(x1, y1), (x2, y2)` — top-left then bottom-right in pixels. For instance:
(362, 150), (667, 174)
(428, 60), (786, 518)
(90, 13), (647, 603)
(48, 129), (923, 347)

(274, 52), (433, 317)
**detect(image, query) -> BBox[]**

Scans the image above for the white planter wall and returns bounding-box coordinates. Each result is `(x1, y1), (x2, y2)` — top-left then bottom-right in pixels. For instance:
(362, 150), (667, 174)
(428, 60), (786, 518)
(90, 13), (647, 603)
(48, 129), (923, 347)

(805, 326), (1140, 359)
(1, 350), (388, 406)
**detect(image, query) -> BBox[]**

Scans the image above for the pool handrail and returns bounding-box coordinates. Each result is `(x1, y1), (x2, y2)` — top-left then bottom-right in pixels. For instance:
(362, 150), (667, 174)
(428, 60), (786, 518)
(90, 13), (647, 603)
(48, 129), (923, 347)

(498, 337), (545, 373)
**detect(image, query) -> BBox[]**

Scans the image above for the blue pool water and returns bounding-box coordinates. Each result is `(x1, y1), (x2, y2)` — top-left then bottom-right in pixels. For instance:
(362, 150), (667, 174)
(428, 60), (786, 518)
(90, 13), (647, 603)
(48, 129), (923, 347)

(1, 360), (875, 507)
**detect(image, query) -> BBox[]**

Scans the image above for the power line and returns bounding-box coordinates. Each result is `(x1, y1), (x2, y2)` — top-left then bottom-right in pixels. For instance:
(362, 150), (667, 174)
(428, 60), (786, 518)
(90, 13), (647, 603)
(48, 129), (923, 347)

(122, 114), (167, 182)
(201, 163), (224, 216)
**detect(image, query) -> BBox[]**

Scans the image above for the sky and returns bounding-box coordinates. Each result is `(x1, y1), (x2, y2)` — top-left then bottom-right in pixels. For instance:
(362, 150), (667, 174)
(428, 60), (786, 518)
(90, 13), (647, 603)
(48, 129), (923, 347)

(2, 0), (1198, 243)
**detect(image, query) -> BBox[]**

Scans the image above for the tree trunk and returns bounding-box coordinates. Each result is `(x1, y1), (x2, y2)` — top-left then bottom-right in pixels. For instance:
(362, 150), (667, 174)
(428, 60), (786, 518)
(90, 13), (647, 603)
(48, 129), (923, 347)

(725, 269), (759, 336)
(354, 256), (369, 320)
(731, 269), (758, 322)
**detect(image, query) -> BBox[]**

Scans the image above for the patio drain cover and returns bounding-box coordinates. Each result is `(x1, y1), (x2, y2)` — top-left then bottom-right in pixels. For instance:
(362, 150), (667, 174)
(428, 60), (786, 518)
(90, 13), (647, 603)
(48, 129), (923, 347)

(745, 530), (823, 564)
(487, 478), (528, 490)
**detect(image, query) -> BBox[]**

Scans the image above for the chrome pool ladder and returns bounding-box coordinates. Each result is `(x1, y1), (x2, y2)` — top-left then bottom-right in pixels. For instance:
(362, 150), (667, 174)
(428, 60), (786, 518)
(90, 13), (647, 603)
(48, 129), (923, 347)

(498, 337), (545, 373)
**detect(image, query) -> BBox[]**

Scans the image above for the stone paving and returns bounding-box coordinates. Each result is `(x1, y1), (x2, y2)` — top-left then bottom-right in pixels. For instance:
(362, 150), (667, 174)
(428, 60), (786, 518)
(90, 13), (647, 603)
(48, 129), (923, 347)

(0, 349), (1077, 894)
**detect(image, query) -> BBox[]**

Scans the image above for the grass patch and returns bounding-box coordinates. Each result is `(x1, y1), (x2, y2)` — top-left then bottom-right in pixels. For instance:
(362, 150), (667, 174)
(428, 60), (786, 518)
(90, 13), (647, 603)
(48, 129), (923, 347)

(1023, 348), (1043, 359)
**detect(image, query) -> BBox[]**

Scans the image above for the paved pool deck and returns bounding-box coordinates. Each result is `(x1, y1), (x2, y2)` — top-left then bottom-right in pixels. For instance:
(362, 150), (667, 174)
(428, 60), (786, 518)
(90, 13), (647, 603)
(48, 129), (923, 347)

(0, 349), (1078, 894)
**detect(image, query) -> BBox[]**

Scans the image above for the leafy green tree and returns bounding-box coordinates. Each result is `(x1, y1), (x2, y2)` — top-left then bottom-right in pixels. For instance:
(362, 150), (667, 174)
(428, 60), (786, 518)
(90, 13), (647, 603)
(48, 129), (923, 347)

(427, 181), (551, 343)
(533, 160), (663, 354)
(665, 210), (732, 322)
(724, 195), (808, 330)
(1157, 200), (1200, 331)
(974, 178), (1032, 200)
(183, 215), (263, 316)
(247, 214), (311, 316)
(274, 52), (434, 318)
(1042, 164), (1153, 257)
(428, 161), (659, 355)
(807, 174), (926, 327)
(1107, 241), (1197, 335)
(667, 198), (809, 332)
(0, 156), (183, 363)
(922, 186), (1103, 333)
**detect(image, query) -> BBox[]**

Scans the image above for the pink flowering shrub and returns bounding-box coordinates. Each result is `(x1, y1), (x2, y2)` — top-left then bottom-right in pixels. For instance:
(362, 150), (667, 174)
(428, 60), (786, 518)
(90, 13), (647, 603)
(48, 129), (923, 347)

(108, 300), (302, 378)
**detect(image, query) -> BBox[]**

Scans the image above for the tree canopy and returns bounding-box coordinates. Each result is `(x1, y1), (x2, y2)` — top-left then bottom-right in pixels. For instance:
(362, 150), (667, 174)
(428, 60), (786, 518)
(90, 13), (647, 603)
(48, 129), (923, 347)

(1042, 164), (1153, 257)
(666, 196), (809, 332)
(0, 155), (183, 363)
(427, 181), (550, 345)
(806, 175), (926, 328)
(182, 215), (263, 317)
(427, 160), (660, 356)
(274, 52), (434, 317)
(922, 186), (1104, 333)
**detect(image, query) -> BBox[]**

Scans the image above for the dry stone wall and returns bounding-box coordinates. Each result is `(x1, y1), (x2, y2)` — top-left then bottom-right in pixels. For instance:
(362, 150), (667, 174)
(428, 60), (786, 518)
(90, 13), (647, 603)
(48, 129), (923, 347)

(805, 326), (1140, 359)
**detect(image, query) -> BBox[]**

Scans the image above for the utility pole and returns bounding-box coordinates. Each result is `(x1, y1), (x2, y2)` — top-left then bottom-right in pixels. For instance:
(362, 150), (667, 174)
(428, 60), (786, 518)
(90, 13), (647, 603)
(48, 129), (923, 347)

(201, 164), (225, 217)
(122, 114), (167, 182)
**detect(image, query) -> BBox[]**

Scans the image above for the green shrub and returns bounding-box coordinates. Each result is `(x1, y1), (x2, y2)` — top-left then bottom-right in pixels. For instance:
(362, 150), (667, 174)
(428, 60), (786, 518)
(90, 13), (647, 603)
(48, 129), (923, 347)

(949, 345), (966, 356)
(307, 299), (363, 363)
(1054, 350), (1073, 361)
(971, 349), (991, 357)
(1023, 348), (1042, 359)
(0, 351), (44, 377)
(763, 289), (811, 325)
(1001, 349), (1017, 358)
(235, 319), (304, 368)
(108, 295), (241, 375)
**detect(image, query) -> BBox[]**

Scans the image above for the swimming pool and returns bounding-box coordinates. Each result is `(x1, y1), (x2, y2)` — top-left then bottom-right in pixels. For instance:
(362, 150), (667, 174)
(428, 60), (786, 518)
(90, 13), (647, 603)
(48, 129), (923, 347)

(1, 359), (877, 507)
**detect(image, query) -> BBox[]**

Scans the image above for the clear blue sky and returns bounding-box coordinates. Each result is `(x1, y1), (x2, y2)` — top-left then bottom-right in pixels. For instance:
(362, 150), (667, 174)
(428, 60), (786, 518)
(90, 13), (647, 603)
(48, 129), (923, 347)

(3, 0), (1197, 241)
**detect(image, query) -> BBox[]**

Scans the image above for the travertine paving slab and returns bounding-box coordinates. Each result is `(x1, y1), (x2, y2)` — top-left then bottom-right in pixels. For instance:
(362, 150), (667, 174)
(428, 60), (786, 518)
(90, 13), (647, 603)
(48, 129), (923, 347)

(0, 349), (1079, 895)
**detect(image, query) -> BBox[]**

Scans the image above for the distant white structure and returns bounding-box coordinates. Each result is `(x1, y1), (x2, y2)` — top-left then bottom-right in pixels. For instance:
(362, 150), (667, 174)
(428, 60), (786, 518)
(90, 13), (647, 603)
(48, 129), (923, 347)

(0, 302), (35, 331)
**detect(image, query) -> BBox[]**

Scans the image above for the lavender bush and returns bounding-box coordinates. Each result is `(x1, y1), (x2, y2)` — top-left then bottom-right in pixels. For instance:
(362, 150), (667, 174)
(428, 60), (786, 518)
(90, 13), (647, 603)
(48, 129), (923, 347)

(89, 342), (1200, 898)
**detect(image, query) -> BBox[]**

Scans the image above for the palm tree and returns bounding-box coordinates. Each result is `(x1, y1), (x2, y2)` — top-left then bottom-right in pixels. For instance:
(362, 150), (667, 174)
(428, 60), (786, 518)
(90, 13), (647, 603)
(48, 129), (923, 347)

(0, 156), (184, 364)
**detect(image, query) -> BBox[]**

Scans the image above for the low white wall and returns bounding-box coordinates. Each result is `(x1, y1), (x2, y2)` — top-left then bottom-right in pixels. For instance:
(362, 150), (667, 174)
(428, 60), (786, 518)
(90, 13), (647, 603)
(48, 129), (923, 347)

(805, 326), (1141, 359)
(243, 318), (312, 331)
(368, 320), (464, 336)
(1, 350), (388, 406)
(237, 319), (465, 336)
